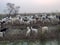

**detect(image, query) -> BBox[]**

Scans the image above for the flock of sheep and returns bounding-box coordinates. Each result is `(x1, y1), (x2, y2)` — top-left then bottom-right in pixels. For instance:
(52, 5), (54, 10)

(0, 14), (60, 38)
(0, 14), (60, 25)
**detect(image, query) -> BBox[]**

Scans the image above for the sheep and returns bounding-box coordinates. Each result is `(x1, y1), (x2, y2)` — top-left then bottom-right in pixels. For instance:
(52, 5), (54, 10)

(1, 17), (7, 22)
(48, 15), (60, 24)
(31, 27), (38, 33)
(29, 18), (36, 24)
(8, 16), (25, 24)
(26, 27), (31, 36)
(8, 16), (20, 24)
(0, 28), (8, 32)
(26, 27), (38, 36)
(1, 17), (9, 24)
(0, 32), (4, 37)
(42, 26), (48, 33)
(19, 17), (25, 24)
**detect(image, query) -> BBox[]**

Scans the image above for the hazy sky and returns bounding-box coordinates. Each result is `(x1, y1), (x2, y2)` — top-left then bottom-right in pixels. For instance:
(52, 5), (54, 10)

(0, 0), (60, 13)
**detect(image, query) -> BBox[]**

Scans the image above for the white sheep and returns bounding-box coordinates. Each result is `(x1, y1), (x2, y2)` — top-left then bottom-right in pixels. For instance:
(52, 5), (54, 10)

(0, 32), (4, 37)
(31, 27), (38, 33)
(26, 27), (31, 36)
(1, 17), (9, 22)
(8, 16), (20, 24)
(42, 26), (48, 33)
(26, 27), (38, 36)
(29, 18), (36, 24)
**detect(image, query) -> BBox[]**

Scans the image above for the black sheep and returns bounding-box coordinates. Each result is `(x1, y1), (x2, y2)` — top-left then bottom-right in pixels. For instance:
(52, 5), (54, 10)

(0, 28), (8, 32)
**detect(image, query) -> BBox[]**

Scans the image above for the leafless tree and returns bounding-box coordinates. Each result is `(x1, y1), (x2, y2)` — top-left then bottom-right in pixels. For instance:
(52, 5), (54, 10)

(6, 3), (20, 17)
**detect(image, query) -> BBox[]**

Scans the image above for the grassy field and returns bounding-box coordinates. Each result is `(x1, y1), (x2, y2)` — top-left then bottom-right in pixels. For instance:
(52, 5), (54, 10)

(0, 15), (60, 45)
(0, 40), (59, 45)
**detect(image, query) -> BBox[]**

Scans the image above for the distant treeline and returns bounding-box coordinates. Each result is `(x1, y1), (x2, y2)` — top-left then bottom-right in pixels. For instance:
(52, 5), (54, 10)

(0, 12), (60, 16)
(0, 12), (60, 19)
